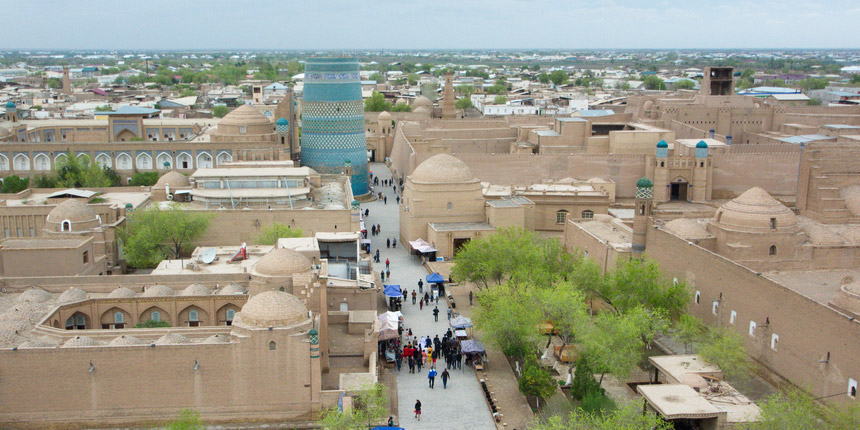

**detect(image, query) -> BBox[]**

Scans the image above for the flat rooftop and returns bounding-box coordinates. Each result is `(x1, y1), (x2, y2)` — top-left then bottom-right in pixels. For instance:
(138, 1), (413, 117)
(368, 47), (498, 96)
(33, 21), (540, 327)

(151, 245), (273, 275)
(572, 218), (632, 250)
(678, 138), (727, 148)
(762, 269), (857, 306)
(428, 222), (495, 232)
(638, 384), (723, 420)
(191, 167), (314, 178)
(651, 354), (722, 381)
(0, 237), (88, 249)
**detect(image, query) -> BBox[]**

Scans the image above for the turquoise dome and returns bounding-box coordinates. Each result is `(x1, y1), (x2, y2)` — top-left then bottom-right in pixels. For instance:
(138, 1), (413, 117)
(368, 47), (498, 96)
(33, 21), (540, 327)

(276, 117), (288, 125)
(656, 140), (668, 148)
(636, 177), (653, 188)
(696, 140), (708, 148)
(5, 101), (15, 109)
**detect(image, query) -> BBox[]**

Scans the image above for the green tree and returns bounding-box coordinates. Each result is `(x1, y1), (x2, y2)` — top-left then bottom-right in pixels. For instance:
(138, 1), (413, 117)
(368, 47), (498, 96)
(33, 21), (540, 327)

(616, 81), (631, 90)
(163, 409), (203, 430)
(455, 97), (473, 110)
(391, 102), (411, 112)
(455, 84), (474, 97)
(534, 282), (588, 348)
(1, 175), (29, 193)
(528, 401), (673, 430)
(549, 70), (569, 86)
(763, 78), (787, 87)
(518, 359), (557, 408)
(538, 73), (551, 84)
(493, 95), (507, 104)
(179, 88), (196, 97)
(643, 75), (666, 90)
(570, 356), (602, 401)
(211, 105), (229, 118)
(134, 320), (171, 328)
(851, 74), (860, 84)
(698, 326), (752, 380)
(741, 389), (824, 430)
(54, 151), (113, 188)
(364, 91), (392, 112)
(473, 282), (542, 360)
(672, 313), (706, 354)
(369, 72), (384, 83)
(95, 105), (113, 112)
(34, 174), (56, 188)
(674, 79), (696, 90)
(318, 383), (388, 430)
(581, 307), (668, 386)
(129, 171), (160, 186)
(47, 77), (62, 89)
(254, 223), (303, 245)
(808, 97), (823, 106)
(590, 258), (690, 318)
(487, 83), (507, 94)
(122, 207), (213, 268)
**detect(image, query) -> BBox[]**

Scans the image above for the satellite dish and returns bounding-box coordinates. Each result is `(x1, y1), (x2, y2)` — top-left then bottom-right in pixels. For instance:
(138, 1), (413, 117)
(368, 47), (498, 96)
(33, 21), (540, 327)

(201, 248), (217, 264)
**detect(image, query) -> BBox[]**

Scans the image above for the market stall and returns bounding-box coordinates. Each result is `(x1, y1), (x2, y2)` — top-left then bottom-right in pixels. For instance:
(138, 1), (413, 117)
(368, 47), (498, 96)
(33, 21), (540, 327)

(383, 284), (402, 311)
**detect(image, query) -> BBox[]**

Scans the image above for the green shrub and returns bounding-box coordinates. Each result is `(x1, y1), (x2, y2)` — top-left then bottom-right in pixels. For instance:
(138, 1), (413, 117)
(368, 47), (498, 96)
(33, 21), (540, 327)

(134, 320), (171, 328)
(580, 390), (616, 415)
(571, 356), (602, 400)
(1, 175), (29, 193)
(129, 171), (160, 186)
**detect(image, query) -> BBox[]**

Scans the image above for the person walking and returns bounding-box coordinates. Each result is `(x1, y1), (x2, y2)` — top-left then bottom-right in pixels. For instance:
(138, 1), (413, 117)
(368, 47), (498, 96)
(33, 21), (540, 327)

(380, 270), (385, 282)
(385, 258), (390, 269)
(428, 368), (437, 388)
(364, 209), (369, 217)
(388, 416), (394, 426)
(433, 306), (439, 322)
(441, 368), (450, 389)
(393, 238), (397, 248)
(384, 196), (387, 204)
(396, 196), (400, 204)
(386, 269), (390, 279)
(419, 298), (424, 310)
(408, 355), (414, 374)
(418, 279), (424, 293)
(414, 400), (421, 420)
(395, 349), (402, 371)
(447, 307), (452, 320)
(469, 290), (473, 306)
(386, 238), (390, 248)
(376, 224), (381, 234)
(412, 290), (417, 305)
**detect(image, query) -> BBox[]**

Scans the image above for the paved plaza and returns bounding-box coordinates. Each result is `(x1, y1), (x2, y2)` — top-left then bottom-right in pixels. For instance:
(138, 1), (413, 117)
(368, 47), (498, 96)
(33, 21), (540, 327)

(364, 162), (496, 430)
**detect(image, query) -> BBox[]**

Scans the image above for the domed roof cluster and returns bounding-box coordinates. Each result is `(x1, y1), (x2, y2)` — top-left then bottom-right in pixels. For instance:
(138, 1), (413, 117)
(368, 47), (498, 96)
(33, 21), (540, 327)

(109, 335), (146, 346)
(46, 199), (100, 231)
(62, 335), (102, 348)
(58, 287), (87, 304)
(108, 286), (138, 298)
(411, 154), (476, 184)
(413, 96), (432, 109)
(3, 302), (50, 324)
(219, 104), (271, 127)
(141, 285), (175, 297)
(0, 329), (25, 347)
(664, 218), (713, 240)
(154, 171), (191, 188)
(154, 333), (194, 345)
(16, 288), (52, 304)
(200, 334), (231, 344)
(253, 248), (312, 277)
(234, 291), (308, 329)
(217, 283), (247, 295)
(19, 337), (58, 348)
(714, 187), (797, 231)
(180, 284), (212, 296)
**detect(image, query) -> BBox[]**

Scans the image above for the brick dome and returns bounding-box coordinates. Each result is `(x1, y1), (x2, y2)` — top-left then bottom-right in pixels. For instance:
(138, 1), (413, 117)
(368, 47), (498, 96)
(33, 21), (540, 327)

(180, 284), (211, 296)
(234, 291), (308, 328)
(714, 187), (797, 231)
(108, 287), (137, 298)
(154, 171), (190, 188)
(413, 96), (432, 109)
(411, 154), (476, 184)
(141, 285), (175, 297)
(253, 248), (312, 277)
(58, 287), (87, 304)
(45, 199), (100, 232)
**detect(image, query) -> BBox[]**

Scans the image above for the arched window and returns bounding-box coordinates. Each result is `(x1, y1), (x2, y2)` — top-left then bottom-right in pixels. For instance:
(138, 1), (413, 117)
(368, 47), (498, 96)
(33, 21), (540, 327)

(556, 210), (569, 224)
(770, 217), (777, 229)
(189, 310), (199, 322)
(639, 204), (646, 216)
(116, 153), (132, 170)
(65, 313), (87, 330)
(769, 245), (777, 256)
(447, 202), (452, 210)
(61, 220), (72, 232)
(151, 311), (161, 322)
(114, 312), (125, 323)
(197, 153), (212, 169)
(269, 341), (276, 350)
(581, 210), (594, 219)
(226, 309), (235, 326)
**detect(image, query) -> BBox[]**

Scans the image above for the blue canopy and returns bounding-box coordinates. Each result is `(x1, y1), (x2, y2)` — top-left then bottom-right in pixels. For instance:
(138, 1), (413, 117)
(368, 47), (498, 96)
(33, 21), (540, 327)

(383, 285), (402, 297)
(426, 272), (445, 283)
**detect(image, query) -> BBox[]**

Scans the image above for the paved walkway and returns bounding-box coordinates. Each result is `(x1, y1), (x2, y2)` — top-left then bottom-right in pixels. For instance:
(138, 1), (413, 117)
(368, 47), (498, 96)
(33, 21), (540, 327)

(364, 162), (496, 430)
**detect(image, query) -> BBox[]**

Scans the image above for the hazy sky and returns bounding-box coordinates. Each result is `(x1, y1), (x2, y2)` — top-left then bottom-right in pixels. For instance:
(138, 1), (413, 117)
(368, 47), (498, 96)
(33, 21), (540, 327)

(4, 0), (859, 50)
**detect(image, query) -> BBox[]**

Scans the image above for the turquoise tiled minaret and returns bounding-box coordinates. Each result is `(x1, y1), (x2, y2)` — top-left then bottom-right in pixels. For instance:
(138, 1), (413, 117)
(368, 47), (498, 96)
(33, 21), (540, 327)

(300, 58), (369, 196)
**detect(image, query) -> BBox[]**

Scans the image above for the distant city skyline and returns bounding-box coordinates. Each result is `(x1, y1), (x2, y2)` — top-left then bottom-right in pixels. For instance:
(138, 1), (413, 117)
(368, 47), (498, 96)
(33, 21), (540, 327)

(3, 0), (859, 50)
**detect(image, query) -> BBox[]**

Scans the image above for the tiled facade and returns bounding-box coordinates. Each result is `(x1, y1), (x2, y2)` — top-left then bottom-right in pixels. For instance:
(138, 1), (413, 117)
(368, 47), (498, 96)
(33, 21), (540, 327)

(300, 58), (369, 196)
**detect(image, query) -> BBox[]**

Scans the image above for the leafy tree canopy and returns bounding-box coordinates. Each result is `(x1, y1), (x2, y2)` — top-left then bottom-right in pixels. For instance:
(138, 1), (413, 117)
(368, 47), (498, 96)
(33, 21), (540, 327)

(254, 223), (303, 245)
(121, 207), (213, 268)
(1, 175), (29, 194)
